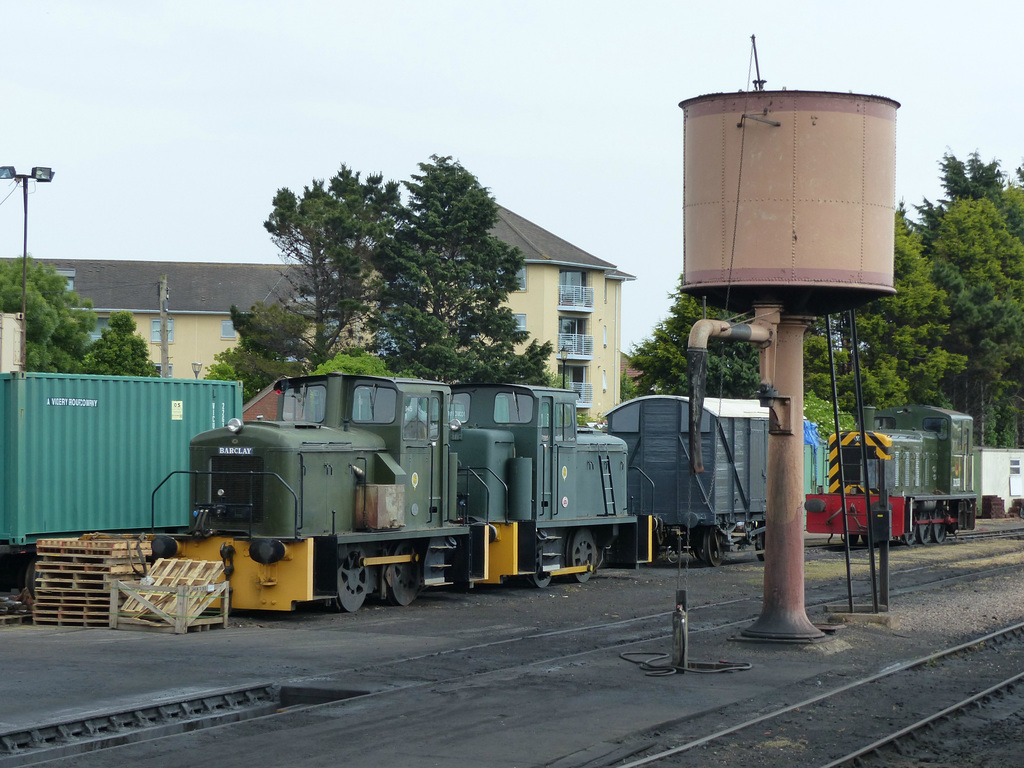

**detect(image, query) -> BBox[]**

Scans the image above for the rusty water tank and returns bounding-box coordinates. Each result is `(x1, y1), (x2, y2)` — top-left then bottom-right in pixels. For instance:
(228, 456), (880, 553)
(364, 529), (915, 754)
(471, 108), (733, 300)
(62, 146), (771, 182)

(679, 90), (900, 315)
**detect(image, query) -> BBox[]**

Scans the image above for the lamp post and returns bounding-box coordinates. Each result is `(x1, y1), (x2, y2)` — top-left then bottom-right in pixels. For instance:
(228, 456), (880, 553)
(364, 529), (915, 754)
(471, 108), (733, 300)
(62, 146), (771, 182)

(191, 361), (203, 379)
(559, 344), (569, 389)
(1, 166), (55, 372)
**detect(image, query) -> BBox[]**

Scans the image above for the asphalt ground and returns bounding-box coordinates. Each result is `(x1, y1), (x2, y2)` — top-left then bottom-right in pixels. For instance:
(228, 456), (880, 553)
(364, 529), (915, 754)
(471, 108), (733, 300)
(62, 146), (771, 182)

(2, 520), (1022, 767)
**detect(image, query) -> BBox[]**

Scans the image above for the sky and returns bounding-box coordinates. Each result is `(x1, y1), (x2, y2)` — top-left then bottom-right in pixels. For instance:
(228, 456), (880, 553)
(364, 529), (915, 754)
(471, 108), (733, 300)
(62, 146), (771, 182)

(3, 1), (1024, 352)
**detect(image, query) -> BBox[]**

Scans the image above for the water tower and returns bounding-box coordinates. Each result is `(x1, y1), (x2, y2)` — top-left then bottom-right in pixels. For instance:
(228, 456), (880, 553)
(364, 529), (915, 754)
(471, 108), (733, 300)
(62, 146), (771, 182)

(680, 89), (900, 641)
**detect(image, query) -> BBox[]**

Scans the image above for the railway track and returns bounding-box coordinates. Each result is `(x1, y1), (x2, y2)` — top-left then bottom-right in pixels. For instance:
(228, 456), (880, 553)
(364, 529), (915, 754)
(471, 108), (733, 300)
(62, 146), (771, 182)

(608, 620), (1024, 768)
(3, 535), (1022, 767)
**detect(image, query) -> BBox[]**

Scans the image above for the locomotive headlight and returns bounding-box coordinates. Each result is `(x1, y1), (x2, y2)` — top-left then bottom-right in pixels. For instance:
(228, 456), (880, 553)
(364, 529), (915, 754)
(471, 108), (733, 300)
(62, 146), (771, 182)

(152, 535), (179, 559)
(249, 539), (286, 565)
(449, 418), (462, 433)
(227, 418), (243, 434)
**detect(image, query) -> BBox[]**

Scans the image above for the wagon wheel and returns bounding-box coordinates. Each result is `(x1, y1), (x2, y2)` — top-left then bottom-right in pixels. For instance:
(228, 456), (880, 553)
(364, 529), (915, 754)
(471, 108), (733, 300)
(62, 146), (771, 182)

(754, 532), (766, 562)
(569, 528), (597, 583)
(384, 541), (422, 606)
(701, 528), (724, 567)
(931, 522), (948, 544)
(337, 545), (373, 612)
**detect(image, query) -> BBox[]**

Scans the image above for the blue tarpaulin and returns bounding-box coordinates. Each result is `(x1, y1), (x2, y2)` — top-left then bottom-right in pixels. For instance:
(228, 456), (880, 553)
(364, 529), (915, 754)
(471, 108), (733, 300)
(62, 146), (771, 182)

(803, 419), (824, 446)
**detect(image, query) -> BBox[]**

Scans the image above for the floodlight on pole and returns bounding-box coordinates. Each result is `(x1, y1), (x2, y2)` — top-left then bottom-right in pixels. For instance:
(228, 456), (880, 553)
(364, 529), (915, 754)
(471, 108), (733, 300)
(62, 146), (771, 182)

(2, 166), (55, 372)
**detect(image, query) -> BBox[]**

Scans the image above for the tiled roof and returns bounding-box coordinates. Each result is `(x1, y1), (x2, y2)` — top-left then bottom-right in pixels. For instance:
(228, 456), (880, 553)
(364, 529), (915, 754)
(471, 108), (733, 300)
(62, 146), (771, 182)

(34, 259), (294, 314)
(493, 207), (635, 280)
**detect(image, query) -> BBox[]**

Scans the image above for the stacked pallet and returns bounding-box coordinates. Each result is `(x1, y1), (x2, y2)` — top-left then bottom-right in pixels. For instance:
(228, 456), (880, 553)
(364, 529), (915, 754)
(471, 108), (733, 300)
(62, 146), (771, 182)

(33, 537), (151, 627)
(981, 495), (1007, 519)
(111, 558), (228, 634)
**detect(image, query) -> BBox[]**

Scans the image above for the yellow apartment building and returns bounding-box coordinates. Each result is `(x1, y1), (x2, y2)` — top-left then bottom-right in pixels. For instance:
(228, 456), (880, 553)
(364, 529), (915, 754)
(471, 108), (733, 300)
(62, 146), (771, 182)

(37, 209), (631, 416)
(39, 260), (292, 379)
(495, 207), (633, 418)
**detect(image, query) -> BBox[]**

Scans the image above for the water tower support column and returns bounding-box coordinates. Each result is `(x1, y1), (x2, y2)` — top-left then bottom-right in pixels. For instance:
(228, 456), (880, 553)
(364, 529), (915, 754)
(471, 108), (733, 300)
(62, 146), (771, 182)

(741, 313), (825, 641)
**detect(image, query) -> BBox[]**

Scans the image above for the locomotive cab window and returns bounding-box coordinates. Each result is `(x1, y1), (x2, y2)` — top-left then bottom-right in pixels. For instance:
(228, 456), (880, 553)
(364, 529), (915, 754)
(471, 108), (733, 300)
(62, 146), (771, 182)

(494, 392), (534, 424)
(921, 418), (948, 439)
(403, 396), (439, 441)
(352, 385), (397, 424)
(554, 402), (576, 442)
(451, 393), (471, 423)
(281, 383), (326, 423)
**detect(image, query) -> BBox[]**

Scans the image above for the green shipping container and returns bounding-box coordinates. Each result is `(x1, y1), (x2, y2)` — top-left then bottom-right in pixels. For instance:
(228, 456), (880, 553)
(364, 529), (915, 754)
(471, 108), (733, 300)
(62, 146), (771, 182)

(0, 373), (242, 547)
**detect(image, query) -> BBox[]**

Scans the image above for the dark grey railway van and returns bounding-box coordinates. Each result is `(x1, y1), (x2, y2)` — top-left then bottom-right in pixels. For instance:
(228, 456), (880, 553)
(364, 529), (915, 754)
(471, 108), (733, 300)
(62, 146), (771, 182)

(605, 395), (768, 565)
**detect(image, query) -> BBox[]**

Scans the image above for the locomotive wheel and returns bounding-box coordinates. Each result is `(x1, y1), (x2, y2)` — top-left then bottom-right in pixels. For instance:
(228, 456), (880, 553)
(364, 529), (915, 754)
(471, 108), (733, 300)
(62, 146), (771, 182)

(384, 542), (422, 606)
(701, 529), (723, 567)
(337, 546), (372, 613)
(569, 528), (597, 583)
(914, 514), (931, 545)
(932, 522), (948, 544)
(528, 570), (553, 589)
(900, 531), (915, 546)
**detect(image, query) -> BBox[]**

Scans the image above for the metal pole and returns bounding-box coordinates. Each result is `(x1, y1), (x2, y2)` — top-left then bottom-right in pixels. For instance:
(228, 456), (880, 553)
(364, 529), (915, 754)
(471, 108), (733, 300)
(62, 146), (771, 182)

(20, 177), (28, 371)
(849, 310), (880, 613)
(826, 314), (855, 612)
(741, 314), (824, 641)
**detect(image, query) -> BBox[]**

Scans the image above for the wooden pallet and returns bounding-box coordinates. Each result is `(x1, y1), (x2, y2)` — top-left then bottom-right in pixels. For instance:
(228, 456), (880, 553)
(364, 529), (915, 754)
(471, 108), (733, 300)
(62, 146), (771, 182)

(33, 536), (152, 627)
(36, 537), (152, 559)
(110, 559), (228, 634)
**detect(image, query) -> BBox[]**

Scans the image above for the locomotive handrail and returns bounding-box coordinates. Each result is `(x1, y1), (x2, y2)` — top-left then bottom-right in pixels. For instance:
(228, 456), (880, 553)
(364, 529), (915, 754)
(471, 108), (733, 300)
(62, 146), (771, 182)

(459, 466), (510, 524)
(150, 469), (301, 539)
(626, 465), (656, 517)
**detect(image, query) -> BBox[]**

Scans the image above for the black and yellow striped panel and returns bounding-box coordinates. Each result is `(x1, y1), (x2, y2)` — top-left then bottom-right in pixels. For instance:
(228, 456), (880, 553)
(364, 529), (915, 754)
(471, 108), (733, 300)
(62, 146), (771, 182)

(827, 430), (893, 492)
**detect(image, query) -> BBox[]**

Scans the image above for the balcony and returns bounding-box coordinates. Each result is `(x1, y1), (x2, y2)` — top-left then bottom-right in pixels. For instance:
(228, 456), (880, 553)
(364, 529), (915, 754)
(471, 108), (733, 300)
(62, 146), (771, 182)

(557, 285), (594, 312)
(558, 333), (593, 359)
(570, 382), (593, 407)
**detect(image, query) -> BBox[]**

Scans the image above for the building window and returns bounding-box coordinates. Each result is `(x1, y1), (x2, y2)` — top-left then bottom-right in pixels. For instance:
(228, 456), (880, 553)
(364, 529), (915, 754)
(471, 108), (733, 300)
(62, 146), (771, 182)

(603, 325), (608, 347)
(89, 316), (109, 342)
(56, 268), (76, 291)
(602, 370), (608, 392)
(515, 267), (527, 291)
(221, 320), (236, 339)
(151, 318), (174, 343)
(514, 314), (527, 331)
(154, 363), (173, 377)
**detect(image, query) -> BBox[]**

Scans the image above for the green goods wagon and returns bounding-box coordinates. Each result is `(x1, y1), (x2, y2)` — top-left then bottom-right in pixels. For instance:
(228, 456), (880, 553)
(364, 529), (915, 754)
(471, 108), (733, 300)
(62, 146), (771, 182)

(0, 373), (242, 551)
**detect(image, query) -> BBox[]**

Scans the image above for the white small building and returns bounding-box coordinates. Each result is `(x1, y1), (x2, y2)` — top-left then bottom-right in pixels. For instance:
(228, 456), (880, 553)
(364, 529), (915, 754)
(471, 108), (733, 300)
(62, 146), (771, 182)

(973, 447), (1024, 517)
(1, 313), (23, 373)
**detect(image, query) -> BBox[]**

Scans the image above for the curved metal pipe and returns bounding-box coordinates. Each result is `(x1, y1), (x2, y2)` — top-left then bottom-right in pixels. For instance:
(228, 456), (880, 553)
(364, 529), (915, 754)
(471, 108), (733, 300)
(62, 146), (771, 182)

(686, 312), (776, 474)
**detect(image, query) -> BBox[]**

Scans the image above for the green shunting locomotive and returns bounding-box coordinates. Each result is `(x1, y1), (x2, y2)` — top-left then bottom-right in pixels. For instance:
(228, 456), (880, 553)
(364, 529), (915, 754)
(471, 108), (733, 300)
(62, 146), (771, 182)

(152, 374), (653, 611)
(805, 405), (977, 545)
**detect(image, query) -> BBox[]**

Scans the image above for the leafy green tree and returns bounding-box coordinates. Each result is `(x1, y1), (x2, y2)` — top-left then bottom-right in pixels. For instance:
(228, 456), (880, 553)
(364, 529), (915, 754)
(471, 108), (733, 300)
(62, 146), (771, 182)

(82, 311), (158, 377)
(312, 348), (393, 376)
(203, 304), (304, 401)
(628, 278), (759, 398)
(803, 391), (854, 437)
(806, 212), (966, 411)
(930, 197), (1024, 443)
(371, 155), (552, 383)
(0, 258), (95, 372)
(619, 367), (639, 402)
(916, 152), (1006, 250)
(264, 164), (401, 368)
